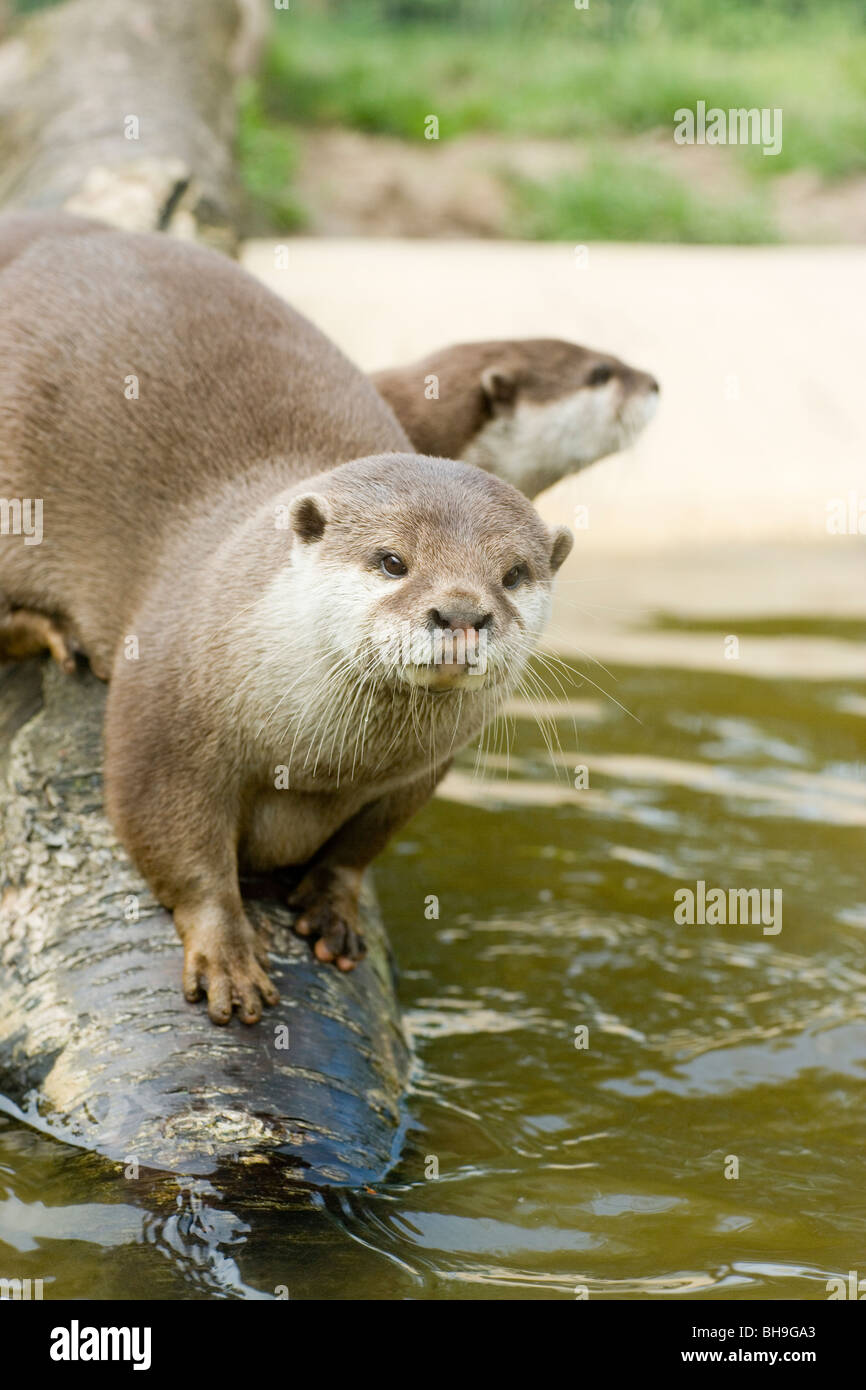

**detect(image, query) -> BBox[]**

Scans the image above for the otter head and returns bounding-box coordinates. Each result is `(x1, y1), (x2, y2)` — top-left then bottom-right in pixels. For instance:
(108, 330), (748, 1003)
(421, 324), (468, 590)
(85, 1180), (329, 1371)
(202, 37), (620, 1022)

(462, 339), (660, 497)
(286, 453), (572, 702)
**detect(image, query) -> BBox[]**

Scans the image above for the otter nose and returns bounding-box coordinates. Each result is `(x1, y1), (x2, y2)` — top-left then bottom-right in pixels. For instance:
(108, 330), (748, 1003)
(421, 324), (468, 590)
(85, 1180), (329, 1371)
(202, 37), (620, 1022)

(646, 375), (660, 394)
(430, 606), (492, 633)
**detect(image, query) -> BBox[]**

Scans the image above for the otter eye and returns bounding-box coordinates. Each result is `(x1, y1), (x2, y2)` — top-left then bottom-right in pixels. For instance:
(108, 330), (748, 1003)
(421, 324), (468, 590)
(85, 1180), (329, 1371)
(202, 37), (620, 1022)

(588, 363), (613, 387)
(503, 563), (528, 590)
(380, 553), (407, 578)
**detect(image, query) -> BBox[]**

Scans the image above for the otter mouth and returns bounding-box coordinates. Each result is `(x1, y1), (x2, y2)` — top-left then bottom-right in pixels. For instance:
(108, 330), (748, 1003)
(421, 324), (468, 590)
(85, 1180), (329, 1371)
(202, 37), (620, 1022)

(618, 388), (659, 438)
(400, 662), (489, 693)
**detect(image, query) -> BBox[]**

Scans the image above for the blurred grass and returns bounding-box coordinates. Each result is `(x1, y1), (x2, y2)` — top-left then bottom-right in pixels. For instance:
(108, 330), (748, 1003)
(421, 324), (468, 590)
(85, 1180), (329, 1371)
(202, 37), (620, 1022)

(237, 1), (866, 241)
(256, 4), (866, 179)
(237, 90), (308, 234)
(509, 155), (778, 244)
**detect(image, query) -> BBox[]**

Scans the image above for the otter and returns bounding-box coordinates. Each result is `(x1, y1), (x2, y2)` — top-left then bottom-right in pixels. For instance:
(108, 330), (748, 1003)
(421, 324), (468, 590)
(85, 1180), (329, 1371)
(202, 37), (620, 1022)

(372, 338), (660, 498)
(0, 214), (572, 1025)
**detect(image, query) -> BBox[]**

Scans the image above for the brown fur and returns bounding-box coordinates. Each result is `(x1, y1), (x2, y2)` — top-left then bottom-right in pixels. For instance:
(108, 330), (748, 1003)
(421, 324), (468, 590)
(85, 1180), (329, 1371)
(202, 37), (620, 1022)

(0, 210), (111, 271)
(0, 213), (571, 1025)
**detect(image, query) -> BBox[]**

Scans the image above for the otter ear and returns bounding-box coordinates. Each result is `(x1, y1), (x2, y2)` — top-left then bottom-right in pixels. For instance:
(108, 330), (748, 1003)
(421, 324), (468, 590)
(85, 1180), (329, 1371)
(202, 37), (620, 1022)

(548, 525), (574, 574)
(481, 365), (517, 413)
(289, 493), (329, 543)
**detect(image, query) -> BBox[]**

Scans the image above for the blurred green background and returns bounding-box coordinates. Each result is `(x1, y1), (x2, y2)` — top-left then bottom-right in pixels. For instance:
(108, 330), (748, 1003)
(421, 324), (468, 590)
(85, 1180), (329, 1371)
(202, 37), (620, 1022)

(238, 0), (866, 242)
(9, 0), (866, 242)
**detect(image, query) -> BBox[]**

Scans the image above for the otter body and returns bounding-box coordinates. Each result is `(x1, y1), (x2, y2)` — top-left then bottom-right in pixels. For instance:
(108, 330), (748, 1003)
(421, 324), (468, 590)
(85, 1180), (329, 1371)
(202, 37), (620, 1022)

(0, 214), (572, 1024)
(0, 215), (409, 675)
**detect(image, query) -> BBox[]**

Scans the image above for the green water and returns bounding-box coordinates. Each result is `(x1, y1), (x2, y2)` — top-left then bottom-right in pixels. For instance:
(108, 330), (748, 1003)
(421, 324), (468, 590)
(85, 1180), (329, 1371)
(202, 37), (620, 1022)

(1, 623), (865, 1300)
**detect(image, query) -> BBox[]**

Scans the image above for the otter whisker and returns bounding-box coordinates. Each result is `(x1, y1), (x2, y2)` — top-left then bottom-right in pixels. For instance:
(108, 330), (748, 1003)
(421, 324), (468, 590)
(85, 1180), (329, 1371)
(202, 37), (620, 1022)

(283, 654), (359, 777)
(444, 690), (465, 760)
(546, 635), (619, 683)
(350, 668), (383, 782)
(472, 682), (499, 781)
(262, 648), (351, 744)
(304, 658), (365, 773)
(514, 666), (571, 779)
(333, 660), (378, 784)
(320, 655), (377, 782)
(534, 649), (642, 726)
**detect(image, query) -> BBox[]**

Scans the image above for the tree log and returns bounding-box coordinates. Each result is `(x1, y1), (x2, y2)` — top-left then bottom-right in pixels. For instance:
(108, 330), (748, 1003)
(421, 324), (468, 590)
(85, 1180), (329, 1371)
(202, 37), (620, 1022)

(0, 0), (266, 248)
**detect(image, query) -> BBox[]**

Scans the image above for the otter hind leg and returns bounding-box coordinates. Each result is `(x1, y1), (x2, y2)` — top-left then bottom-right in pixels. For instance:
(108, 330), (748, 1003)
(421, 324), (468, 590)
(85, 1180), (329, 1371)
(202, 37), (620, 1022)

(287, 769), (450, 972)
(0, 606), (79, 674)
(289, 864), (367, 971)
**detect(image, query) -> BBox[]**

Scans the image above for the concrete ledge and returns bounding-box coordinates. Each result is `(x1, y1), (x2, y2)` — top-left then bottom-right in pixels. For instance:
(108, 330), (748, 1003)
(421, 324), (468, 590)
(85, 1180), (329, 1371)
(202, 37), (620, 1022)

(243, 238), (866, 560)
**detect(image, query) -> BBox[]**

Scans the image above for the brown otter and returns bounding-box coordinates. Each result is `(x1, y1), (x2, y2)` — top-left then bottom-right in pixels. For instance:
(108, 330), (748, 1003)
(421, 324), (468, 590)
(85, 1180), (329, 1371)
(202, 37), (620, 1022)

(372, 339), (660, 498)
(0, 213), (572, 1025)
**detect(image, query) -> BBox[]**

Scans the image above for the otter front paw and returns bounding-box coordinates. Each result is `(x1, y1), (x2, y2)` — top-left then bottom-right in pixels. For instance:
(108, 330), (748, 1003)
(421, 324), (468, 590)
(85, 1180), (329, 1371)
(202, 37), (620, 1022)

(177, 909), (280, 1025)
(288, 885), (366, 972)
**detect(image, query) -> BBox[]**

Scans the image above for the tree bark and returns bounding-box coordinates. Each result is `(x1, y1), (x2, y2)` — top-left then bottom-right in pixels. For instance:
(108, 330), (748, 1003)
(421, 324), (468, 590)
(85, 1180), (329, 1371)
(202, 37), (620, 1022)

(0, 0), (266, 248)
(0, 0), (412, 1185)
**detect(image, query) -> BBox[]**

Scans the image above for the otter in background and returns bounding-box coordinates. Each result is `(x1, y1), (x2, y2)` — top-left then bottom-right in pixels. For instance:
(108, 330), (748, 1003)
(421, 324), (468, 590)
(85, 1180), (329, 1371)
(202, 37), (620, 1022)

(372, 339), (660, 498)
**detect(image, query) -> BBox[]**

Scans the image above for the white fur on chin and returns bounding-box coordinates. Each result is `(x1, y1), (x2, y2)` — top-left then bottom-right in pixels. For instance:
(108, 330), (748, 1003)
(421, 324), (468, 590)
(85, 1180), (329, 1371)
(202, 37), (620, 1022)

(463, 382), (658, 496)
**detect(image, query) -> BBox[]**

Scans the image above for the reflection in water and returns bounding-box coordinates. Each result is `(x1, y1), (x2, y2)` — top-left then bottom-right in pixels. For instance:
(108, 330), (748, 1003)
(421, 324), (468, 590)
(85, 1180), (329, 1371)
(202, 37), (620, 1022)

(1, 614), (865, 1299)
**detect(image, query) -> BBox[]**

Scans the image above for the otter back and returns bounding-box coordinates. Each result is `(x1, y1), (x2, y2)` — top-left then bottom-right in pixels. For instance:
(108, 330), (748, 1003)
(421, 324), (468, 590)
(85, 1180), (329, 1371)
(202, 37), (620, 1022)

(0, 214), (410, 667)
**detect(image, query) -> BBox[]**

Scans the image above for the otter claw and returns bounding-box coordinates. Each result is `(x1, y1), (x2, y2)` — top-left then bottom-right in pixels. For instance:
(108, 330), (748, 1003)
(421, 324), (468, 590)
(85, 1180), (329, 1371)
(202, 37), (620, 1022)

(180, 923), (279, 1025)
(290, 899), (366, 970)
